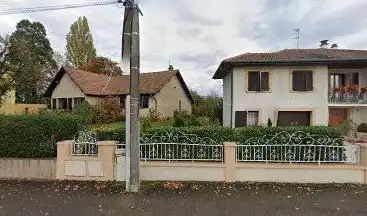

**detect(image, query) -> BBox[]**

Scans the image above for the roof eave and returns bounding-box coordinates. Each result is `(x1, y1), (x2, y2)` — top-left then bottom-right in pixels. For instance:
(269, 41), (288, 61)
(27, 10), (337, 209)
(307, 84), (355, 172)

(212, 58), (367, 79)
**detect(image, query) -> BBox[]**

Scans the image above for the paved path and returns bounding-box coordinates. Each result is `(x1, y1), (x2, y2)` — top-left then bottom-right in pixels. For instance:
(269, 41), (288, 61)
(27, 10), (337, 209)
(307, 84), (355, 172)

(0, 181), (366, 216)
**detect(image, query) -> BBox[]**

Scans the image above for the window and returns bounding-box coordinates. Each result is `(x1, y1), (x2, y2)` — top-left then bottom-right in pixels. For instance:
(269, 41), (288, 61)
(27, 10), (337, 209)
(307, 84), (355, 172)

(235, 111), (259, 127)
(292, 71), (313, 91)
(140, 95), (149, 108)
(120, 96), (126, 108)
(248, 71), (269, 92)
(58, 98), (67, 110)
(352, 73), (359, 85)
(67, 98), (72, 111)
(52, 99), (56, 109)
(329, 74), (345, 89)
(179, 100), (182, 112)
(73, 97), (86, 108)
(277, 111), (311, 126)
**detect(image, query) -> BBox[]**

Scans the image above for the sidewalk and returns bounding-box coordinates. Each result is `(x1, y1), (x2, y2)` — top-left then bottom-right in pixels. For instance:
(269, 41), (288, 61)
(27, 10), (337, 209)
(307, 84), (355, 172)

(0, 181), (366, 216)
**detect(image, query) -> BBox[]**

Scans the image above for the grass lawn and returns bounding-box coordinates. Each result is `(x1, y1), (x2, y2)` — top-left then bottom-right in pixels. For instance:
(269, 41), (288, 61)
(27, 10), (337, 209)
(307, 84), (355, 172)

(88, 119), (173, 131)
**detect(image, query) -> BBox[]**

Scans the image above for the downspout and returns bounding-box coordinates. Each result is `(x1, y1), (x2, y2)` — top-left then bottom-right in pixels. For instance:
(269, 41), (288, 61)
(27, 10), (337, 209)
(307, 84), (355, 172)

(230, 70), (234, 128)
(152, 94), (158, 111)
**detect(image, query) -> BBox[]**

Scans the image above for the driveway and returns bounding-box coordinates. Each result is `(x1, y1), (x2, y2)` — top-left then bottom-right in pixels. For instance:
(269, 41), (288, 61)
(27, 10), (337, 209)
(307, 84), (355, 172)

(0, 181), (366, 216)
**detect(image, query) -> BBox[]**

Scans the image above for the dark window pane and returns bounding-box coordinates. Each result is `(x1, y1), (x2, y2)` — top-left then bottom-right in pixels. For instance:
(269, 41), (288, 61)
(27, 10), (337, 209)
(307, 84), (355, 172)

(293, 71), (313, 91)
(260, 72), (269, 91)
(67, 98), (72, 111)
(277, 111), (311, 126)
(52, 99), (56, 109)
(235, 111), (247, 128)
(140, 95), (149, 108)
(305, 71), (313, 90)
(120, 96), (126, 108)
(248, 71), (260, 91)
(352, 73), (359, 85)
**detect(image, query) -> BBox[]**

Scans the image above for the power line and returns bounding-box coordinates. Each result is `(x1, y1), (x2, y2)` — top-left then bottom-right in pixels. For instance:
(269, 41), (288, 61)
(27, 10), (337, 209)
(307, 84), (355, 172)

(0, 0), (123, 15)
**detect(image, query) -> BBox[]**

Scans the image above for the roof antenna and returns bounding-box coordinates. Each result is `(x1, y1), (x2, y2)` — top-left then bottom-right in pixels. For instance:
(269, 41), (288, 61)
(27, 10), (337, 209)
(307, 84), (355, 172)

(291, 28), (300, 48)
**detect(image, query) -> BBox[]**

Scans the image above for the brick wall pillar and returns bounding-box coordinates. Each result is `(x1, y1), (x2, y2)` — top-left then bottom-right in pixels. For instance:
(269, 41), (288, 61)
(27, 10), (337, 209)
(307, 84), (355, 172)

(224, 142), (236, 182)
(56, 140), (73, 180)
(97, 141), (117, 181)
(359, 144), (367, 184)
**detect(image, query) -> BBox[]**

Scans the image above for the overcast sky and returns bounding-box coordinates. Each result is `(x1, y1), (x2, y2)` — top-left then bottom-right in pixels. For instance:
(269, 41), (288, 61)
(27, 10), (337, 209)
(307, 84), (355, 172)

(1, 0), (367, 95)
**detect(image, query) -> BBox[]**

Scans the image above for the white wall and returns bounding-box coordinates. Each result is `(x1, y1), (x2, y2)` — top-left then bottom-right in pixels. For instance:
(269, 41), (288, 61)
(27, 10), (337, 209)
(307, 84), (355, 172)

(52, 74), (85, 98)
(230, 66), (329, 126)
(223, 72), (232, 127)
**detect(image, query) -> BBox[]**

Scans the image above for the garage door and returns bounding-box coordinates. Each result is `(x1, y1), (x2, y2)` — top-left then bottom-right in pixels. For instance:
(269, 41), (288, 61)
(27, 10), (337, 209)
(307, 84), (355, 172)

(277, 111), (311, 126)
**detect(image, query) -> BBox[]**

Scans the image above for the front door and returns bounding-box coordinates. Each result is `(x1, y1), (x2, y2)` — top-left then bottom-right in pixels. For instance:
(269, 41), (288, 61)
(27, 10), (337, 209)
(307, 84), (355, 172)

(329, 108), (348, 126)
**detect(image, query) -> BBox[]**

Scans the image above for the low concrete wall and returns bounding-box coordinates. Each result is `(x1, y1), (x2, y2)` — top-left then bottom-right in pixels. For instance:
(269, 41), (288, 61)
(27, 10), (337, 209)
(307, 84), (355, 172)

(140, 161), (225, 181)
(236, 163), (366, 184)
(0, 158), (56, 180)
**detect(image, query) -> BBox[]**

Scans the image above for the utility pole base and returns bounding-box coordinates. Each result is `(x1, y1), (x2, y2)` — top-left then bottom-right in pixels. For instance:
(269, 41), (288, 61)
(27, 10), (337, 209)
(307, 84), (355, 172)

(126, 184), (139, 193)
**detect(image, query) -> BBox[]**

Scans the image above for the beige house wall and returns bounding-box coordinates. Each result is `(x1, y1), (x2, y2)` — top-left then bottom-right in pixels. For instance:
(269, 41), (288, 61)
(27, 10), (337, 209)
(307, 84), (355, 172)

(230, 66), (329, 127)
(154, 76), (192, 117)
(52, 73), (85, 98)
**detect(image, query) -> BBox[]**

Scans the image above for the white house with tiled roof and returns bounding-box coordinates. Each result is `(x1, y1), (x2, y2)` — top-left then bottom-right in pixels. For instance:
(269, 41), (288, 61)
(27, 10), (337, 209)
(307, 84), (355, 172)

(45, 67), (193, 117)
(214, 49), (367, 128)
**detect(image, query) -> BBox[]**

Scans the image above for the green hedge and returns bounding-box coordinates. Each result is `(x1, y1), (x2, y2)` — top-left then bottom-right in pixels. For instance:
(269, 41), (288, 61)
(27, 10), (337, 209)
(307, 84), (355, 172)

(0, 115), (85, 158)
(93, 126), (342, 144)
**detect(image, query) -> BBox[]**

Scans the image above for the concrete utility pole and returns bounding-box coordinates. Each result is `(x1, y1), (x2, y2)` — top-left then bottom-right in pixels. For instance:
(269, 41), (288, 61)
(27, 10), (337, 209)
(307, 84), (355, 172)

(121, 0), (142, 192)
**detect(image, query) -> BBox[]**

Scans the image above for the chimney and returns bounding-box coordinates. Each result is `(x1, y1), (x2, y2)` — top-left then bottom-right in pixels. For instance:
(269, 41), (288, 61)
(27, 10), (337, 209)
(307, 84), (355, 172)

(331, 43), (338, 49)
(168, 64), (174, 71)
(319, 40), (329, 48)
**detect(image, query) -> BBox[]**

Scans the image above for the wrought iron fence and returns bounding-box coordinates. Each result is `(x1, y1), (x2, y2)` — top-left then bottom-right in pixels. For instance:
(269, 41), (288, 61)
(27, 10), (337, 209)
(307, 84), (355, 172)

(139, 131), (223, 161)
(237, 131), (360, 164)
(72, 131), (98, 156)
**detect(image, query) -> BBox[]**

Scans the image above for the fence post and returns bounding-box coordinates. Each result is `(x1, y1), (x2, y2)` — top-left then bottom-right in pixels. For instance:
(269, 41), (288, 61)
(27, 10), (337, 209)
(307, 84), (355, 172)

(56, 140), (73, 180)
(97, 141), (118, 181)
(224, 142), (236, 182)
(359, 144), (367, 184)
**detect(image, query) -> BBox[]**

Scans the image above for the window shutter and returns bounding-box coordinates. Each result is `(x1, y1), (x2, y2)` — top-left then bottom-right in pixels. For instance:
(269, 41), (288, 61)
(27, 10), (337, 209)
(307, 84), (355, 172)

(305, 71), (313, 90)
(248, 72), (260, 91)
(260, 72), (269, 91)
(235, 111), (247, 128)
(292, 71), (301, 91)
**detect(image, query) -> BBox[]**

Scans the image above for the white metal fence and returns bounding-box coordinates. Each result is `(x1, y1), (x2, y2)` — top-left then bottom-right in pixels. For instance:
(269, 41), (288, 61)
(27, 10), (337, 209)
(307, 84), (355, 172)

(139, 131), (223, 161)
(237, 131), (360, 164)
(72, 131), (98, 156)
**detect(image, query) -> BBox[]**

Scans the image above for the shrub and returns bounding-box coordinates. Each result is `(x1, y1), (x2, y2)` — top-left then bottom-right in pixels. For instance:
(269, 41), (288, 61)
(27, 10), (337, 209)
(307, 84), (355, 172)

(72, 103), (96, 124)
(0, 115), (85, 158)
(94, 97), (123, 123)
(173, 112), (200, 127)
(148, 109), (161, 122)
(357, 123), (367, 133)
(141, 117), (152, 132)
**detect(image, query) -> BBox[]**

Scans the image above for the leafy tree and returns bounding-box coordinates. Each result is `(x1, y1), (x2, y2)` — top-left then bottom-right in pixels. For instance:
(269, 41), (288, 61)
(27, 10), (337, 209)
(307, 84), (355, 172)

(0, 34), (13, 103)
(8, 19), (57, 103)
(191, 89), (223, 123)
(79, 57), (123, 76)
(66, 16), (96, 67)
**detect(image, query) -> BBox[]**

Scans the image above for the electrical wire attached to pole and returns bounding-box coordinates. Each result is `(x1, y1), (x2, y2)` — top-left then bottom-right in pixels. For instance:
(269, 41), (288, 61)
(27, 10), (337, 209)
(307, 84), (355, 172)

(0, 0), (123, 15)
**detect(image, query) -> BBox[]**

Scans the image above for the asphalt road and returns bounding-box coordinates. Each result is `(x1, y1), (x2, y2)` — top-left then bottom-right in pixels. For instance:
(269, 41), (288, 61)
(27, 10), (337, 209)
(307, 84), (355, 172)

(0, 181), (366, 216)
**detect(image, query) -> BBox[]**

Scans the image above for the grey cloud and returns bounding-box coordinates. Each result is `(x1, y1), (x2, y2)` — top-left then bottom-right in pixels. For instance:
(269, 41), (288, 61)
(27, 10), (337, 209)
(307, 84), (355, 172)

(173, 1), (223, 26)
(176, 27), (202, 38)
(238, 0), (367, 48)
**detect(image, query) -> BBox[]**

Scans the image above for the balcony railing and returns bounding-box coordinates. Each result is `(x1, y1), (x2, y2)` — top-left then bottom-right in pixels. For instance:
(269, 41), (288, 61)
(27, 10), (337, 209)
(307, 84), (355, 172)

(329, 90), (367, 104)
